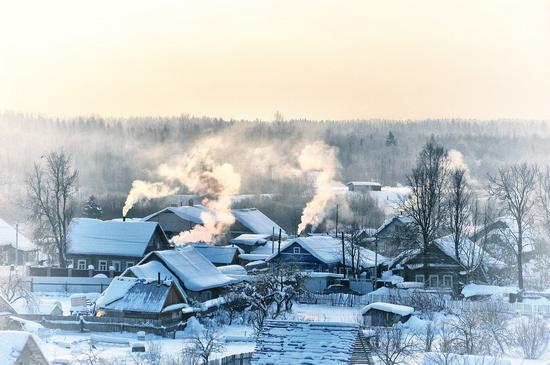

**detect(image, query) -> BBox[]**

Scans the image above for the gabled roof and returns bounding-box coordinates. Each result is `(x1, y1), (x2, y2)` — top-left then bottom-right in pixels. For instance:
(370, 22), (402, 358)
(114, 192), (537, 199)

(191, 243), (240, 265)
(141, 246), (237, 292)
(144, 205), (287, 237)
(251, 320), (362, 365)
(267, 236), (386, 268)
(143, 205), (212, 225)
(0, 331), (48, 365)
(232, 208), (287, 236)
(230, 233), (270, 246)
(0, 294), (16, 314)
(95, 277), (185, 313)
(375, 214), (414, 236)
(0, 219), (36, 251)
(67, 218), (167, 257)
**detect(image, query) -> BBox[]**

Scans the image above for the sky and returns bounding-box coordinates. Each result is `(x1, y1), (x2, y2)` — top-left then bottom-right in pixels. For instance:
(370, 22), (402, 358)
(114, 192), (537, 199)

(0, 0), (549, 121)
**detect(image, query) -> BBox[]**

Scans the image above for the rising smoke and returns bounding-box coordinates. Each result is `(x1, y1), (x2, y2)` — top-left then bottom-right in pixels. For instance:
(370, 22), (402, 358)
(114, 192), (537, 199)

(122, 180), (178, 217)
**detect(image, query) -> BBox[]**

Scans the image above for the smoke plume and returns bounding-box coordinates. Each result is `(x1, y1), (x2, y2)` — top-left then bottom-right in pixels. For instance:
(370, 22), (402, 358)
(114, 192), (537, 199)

(448, 149), (479, 187)
(297, 142), (342, 233)
(122, 180), (178, 217)
(157, 137), (241, 244)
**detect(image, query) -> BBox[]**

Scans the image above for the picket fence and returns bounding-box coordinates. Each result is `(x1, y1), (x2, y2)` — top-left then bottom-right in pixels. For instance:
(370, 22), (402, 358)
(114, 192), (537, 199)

(298, 293), (550, 316)
(207, 352), (253, 365)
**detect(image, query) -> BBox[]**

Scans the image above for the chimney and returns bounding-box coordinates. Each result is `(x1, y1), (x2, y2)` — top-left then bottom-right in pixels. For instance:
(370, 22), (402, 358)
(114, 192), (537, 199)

(188, 199), (194, 207)
(123, 216), (126, 222)
(157, 272), (161, 285)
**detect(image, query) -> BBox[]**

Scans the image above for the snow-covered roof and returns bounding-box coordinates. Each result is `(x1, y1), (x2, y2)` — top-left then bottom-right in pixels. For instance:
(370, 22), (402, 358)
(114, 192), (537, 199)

(251, 320), (362, 365)
(0, 218), (36, 251)
(347, 181), (382, 187)
(144, 205), (286, 237)
(126, 260), (176, 281)
(422, 352), (511, 365)
(191, 243), (239, 265)
(142, 246), (237, 292)
(0, 331), (46, 365)
(433, 234), (503, 269)
(0, 294), (16, 314)
(361, 302), (414, 316)
(67, 218), (166, 257)
(230, 233), (270, 246)
(461, 283), (519, 298)
(375, 214), (414, 236)
(232, 208), (287, 236)
(218, 265), (247, 276)
(266, 236), (386, 268)
(95, 277), (185, 313)
(143, 205), (212, 225)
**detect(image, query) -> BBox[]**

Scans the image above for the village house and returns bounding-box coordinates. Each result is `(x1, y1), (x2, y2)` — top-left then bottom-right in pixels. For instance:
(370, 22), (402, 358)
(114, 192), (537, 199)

(124, 246), (239, 302)
(266, 235), (385, 294)
(0, 219), (38, 265)
(371, 214), (417, 257)
(191, 243), (241, 266)
(388, 234), (503, 292)
(0, 331), (49, 365)
(66, 218), (170, 272)
(251, 320), (373, 365)
(347, 181), (382, 192)
(143, 204), (287, 248)
(361, 302), (414, 327)
(95, 276), (187, 320)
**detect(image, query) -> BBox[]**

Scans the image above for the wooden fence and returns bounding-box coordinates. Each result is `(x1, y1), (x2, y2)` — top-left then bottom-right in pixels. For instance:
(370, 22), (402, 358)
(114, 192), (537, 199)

(208, 352), (253, 365)
(298, 292), (550, 316)
(13, 314), (186, 337)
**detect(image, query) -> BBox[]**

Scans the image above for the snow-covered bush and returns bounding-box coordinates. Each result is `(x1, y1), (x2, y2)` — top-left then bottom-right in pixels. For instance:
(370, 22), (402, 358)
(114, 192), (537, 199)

(511, 315), (549, 359)
(372, 326), (418, 365)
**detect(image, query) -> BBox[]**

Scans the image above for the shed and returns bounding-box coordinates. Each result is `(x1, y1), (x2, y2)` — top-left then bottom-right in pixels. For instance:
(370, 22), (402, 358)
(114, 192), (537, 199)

(251, 320), (372, 365)
(0, 219), (38, 265)
(361, 302), (414, 327)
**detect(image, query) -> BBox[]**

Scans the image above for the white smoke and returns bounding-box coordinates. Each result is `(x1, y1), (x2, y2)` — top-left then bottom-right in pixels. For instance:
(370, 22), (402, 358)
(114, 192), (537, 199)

(122, 180), (178, 217)
(297, 141), (343, 234)
(448, 149), (478, 186)
(157, 137), (241, 244)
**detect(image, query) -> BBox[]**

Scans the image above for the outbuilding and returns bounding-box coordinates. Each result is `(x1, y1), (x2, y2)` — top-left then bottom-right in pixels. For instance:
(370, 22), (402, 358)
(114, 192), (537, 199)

(361, 302), (414, 327)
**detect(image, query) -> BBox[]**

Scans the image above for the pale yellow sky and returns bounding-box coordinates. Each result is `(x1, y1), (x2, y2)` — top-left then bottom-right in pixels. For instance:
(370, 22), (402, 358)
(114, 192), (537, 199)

(0, 0), (549, 120)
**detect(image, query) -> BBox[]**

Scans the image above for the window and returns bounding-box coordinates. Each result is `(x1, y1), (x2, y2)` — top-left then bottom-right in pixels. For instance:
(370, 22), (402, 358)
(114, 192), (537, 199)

(293, 247), (301, 254)
(415, 274), (425, 283)
(77, 260), (86, 270)
(126, 261), (135, 269)
(66, 259), (74, 269)
(429, 275), (439, 288)
(98, 260), (107, 271)
(443, 275), (453, 288)
(112, 261), (121, 271)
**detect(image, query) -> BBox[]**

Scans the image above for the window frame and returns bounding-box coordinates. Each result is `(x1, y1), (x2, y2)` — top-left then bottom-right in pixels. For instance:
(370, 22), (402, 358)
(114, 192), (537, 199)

(443, 274), (453, 288)
(428, 274), (439, 288)
(112, 261), (121, 271)
(415, 274), (425, 283)
(293, 247), (301, 254)
(98, 260), (108, 271)
(77, 259), (86, 270)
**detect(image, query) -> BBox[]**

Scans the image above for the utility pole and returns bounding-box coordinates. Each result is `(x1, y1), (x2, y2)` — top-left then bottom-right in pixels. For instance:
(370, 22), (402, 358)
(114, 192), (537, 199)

(15, 223), (19, 266)
(277, 228), (282, 255)
(335, 204), (339, 238)
(341, 232), (346, 278)
(374, 237), (379, 290)
(271, 226), (275, 254)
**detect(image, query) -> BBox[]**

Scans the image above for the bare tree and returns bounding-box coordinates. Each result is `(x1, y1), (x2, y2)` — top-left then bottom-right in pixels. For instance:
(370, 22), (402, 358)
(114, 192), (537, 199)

(185, 326), (225, 364)
(25, 150), (78, 266)
(371, 326), (418, 365)
(402, 138), (449, 279)
(512, 315), (549, 359)
(0, 267), (32, 303)
(487, 163), (538, 289)
(447, 168), (472, 264)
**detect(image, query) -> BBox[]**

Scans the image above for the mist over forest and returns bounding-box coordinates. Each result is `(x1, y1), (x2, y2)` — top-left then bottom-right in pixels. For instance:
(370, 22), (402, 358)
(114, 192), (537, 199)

(1, 113), (549, 232)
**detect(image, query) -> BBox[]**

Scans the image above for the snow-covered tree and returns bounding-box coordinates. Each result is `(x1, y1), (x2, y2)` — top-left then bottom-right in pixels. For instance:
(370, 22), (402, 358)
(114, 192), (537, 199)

(82, 195), (103, 219)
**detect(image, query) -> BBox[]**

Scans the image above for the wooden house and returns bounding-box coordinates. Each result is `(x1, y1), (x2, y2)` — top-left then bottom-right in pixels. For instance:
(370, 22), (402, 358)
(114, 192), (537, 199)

(266, 236), (384, 277)
(66, 218), (170, 272)
(0, 219), (38, 265)
(251, 320), (373, 365)
(191, 243), (241, 266)
(361, 302), (414, 327)
(388, 234), (503, 291)
(143, 205), (287, 248)
(125, 246), (240, 302)
(372, 214), (418, 257)
(95, 276), (187, 320)
(0, 331), (49, 365)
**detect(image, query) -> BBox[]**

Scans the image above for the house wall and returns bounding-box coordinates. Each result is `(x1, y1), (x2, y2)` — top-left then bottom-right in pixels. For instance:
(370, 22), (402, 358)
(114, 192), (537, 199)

(0, 246), (38, 265)
(363, 309), (404, 327)
(272, 242), (335, 272)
